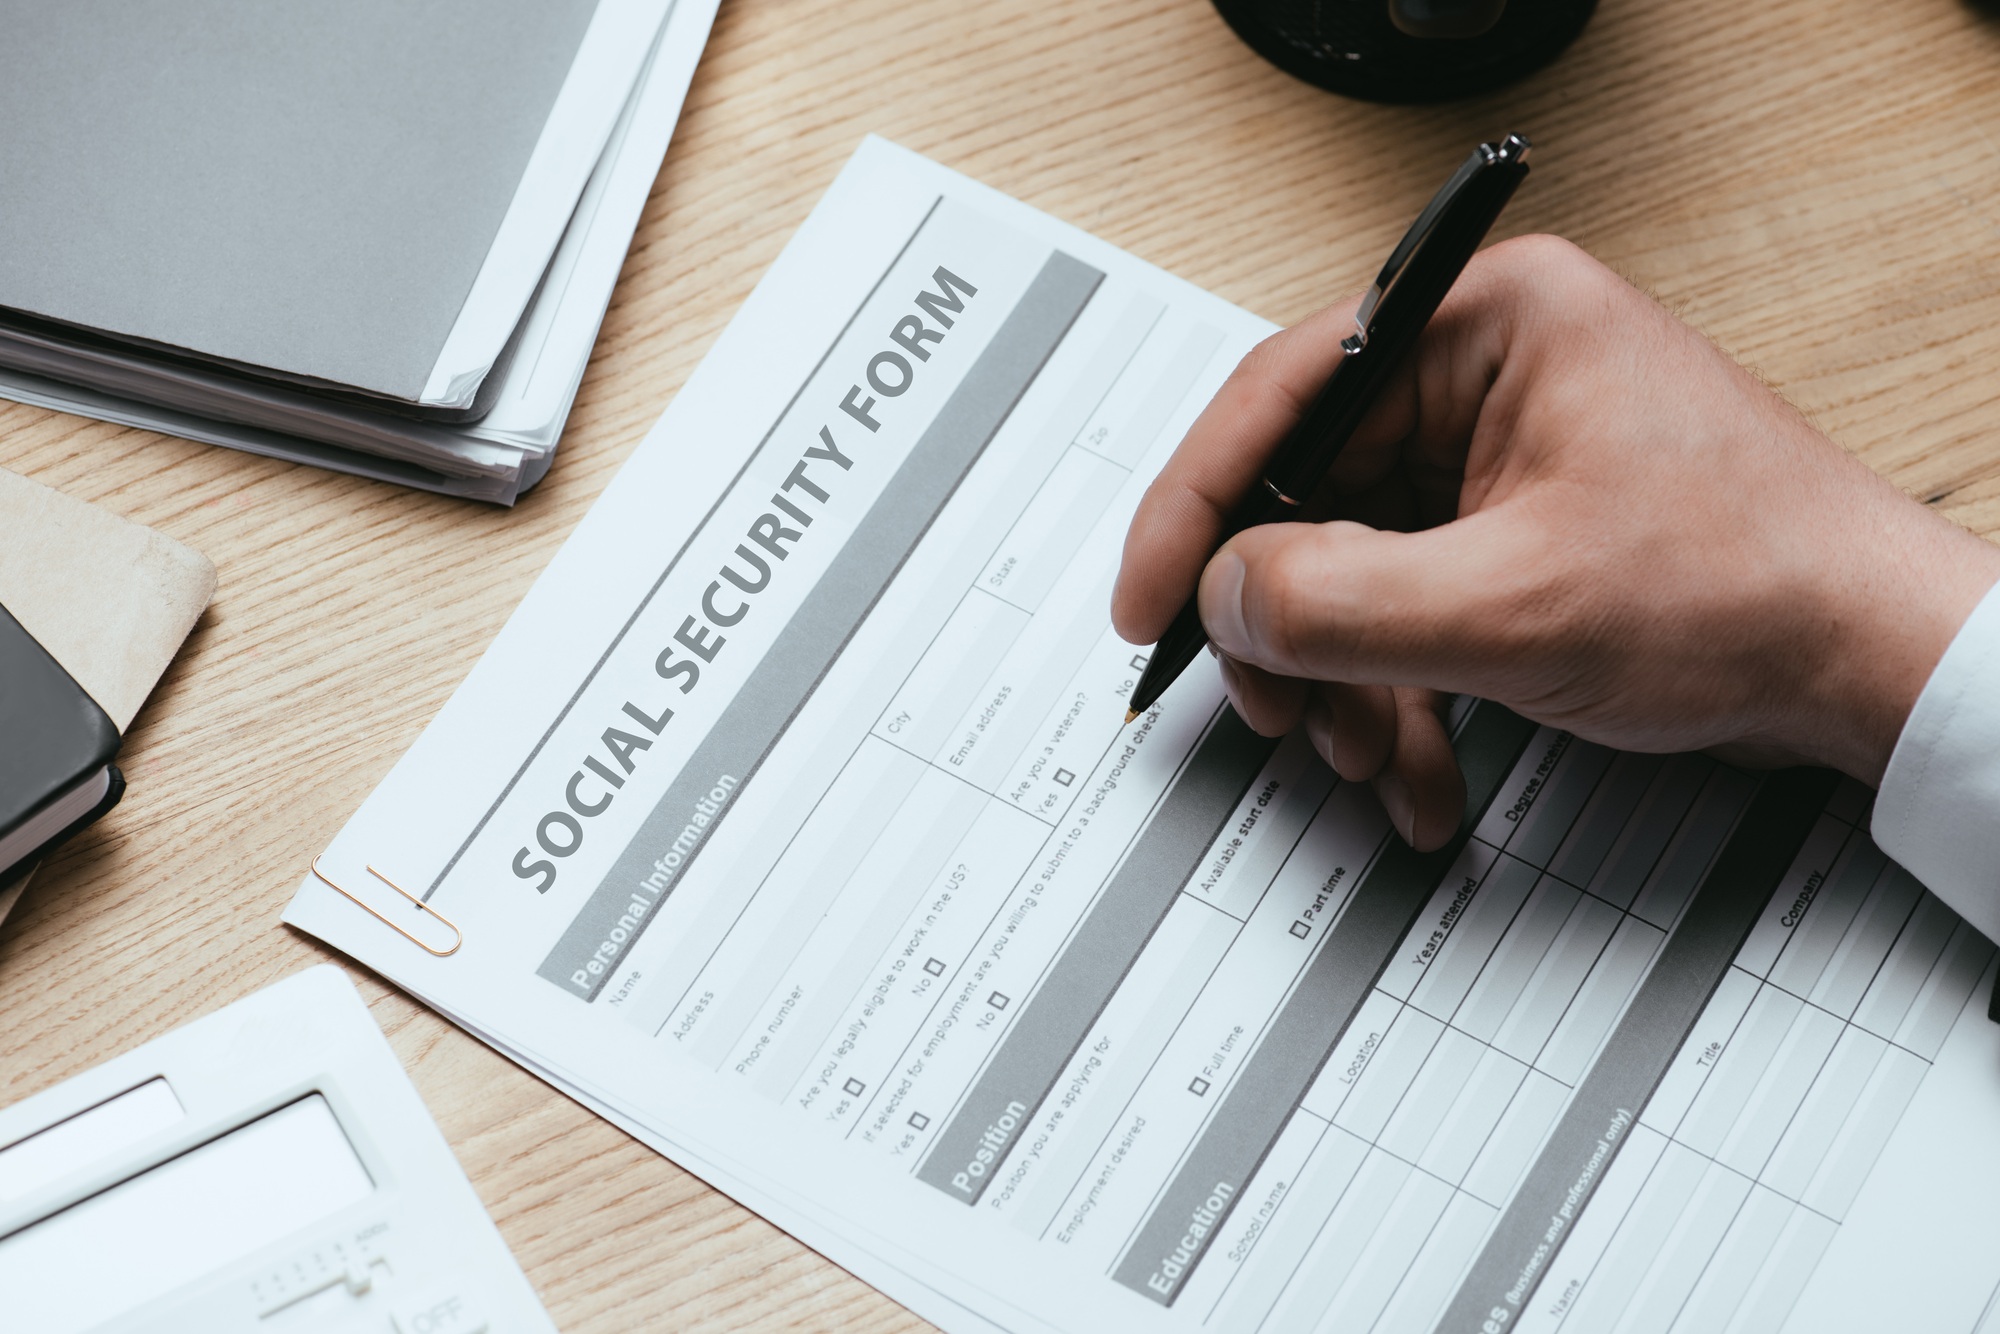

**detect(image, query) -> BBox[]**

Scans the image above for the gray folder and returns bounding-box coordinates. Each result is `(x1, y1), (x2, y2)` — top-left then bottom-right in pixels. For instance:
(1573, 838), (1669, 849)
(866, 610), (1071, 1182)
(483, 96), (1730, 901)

(0, 0), (599, 405)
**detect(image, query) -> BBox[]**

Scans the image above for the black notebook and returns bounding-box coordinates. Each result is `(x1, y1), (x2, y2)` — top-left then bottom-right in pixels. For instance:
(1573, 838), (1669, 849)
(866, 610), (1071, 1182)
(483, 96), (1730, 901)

(0, 600), (124, 889)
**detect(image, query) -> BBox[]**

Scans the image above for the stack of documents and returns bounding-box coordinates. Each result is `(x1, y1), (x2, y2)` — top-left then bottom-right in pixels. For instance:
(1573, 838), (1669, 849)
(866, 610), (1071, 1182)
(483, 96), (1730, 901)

(289, 140), (2000, 1332)
(0, 0), (718, 503)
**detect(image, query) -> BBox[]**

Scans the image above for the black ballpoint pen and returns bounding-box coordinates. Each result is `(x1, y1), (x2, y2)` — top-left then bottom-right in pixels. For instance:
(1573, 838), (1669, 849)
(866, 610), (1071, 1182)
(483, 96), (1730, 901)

(1124, 133), (1533, 722)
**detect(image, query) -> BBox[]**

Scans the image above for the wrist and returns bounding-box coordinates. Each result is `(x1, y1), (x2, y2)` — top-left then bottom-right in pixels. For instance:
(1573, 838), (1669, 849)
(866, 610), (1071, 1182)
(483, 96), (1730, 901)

(1804, 510), (2000, 786)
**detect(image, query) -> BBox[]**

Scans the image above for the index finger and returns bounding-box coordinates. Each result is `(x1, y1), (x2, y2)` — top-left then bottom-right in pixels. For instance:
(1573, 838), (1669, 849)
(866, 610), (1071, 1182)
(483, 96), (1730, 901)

(1111, 296), (1362, 644)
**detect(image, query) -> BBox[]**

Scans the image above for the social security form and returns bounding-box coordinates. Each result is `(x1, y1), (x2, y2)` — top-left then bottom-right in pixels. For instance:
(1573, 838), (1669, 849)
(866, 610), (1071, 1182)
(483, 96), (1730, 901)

(289, 139), (2000, 1334)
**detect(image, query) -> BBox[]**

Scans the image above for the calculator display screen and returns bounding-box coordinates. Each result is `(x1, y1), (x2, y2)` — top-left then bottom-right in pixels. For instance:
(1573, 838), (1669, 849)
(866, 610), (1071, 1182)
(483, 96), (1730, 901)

(0, 1093), (373, 1334)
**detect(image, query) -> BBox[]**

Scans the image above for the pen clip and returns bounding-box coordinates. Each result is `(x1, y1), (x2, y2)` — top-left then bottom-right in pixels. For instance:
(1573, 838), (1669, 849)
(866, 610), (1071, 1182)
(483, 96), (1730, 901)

(1343, 133), (1531, 355)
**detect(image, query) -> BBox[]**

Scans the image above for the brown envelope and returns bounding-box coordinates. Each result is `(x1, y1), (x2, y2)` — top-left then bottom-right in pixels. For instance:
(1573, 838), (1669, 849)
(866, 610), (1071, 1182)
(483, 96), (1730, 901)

(0, 466), (216, 925)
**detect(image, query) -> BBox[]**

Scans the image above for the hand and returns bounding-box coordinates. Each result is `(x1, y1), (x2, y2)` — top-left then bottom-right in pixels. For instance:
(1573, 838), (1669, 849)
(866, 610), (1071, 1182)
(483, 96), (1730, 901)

(1112, 236), (2000, 851)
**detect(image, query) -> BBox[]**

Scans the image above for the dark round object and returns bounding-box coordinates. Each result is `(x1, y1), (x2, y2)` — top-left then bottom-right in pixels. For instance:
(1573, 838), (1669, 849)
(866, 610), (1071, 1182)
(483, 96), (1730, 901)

(1390, 0), (1508, 40)
(1211, 0), (1598, 103)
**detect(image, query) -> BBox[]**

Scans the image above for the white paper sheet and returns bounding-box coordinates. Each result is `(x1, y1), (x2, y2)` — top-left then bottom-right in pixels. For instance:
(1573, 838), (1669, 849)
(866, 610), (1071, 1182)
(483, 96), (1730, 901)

(418, 0), (675, 408)
(288, 138), (2000, 1333)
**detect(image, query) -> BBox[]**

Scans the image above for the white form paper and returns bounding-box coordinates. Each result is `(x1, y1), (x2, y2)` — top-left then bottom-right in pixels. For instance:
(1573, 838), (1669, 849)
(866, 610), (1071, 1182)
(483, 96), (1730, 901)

(288, 138), (2000, 1333)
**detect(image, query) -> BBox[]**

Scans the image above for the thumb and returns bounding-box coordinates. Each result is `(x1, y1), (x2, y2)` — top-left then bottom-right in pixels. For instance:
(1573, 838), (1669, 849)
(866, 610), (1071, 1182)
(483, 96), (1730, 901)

(1197, 511), (1546, 691)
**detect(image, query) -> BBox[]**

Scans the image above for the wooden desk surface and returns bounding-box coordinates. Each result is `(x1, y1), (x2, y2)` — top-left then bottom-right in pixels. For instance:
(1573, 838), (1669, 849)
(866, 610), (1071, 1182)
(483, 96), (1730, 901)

(5, 0), (1999, 1328)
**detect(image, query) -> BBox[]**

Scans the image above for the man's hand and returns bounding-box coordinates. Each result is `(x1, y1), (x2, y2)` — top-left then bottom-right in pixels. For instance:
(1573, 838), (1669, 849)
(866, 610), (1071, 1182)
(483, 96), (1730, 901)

(1112, 236), (2000, 850)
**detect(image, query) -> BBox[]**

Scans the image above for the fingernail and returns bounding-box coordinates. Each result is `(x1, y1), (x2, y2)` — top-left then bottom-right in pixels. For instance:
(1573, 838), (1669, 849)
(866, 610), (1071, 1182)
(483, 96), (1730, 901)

(1377, 772), (1418, 845)
(1201, 551), (1251, 657)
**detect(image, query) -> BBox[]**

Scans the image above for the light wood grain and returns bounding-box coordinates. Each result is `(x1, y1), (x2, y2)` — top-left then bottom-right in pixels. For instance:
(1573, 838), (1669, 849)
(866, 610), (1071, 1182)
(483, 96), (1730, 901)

(5, 0), (2000, 1328)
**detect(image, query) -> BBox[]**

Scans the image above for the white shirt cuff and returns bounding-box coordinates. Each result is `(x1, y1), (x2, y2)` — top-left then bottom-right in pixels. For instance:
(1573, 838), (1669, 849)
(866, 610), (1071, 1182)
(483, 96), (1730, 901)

(1873, 577), (2000, 942)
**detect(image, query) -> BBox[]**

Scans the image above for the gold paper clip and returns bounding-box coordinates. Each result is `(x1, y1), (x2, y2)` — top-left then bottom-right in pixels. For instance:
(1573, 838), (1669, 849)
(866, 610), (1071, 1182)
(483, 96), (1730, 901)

(310, 856), (463, 957)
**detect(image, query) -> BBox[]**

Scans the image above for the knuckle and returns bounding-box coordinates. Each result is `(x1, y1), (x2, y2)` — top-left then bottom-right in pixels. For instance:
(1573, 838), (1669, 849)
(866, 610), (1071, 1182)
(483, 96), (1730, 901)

(1233, 317), (1349, 418)
(1490, 232), (1590, 277)
(1484, 542), (1584, 661)
(1485, 234), (1618, 313)
(1232, 331), (1293, 393)
(1204, 360), (1278, 436)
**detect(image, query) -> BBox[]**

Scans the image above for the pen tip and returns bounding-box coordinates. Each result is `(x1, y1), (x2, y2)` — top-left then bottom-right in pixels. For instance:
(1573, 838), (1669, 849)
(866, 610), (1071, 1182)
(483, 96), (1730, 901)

(1125, 709), (1140, 724)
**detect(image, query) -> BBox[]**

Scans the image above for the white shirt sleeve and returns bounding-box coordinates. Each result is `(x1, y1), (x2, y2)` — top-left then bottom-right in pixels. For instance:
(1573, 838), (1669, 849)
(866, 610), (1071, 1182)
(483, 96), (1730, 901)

(1873, 578), (2000, 942)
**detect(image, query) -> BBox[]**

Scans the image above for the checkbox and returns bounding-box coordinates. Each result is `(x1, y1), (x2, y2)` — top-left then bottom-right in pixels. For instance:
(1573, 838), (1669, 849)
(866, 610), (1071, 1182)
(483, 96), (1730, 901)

(924, 957), (946, 976)
(908, 1111), (930, 1131)
(1290, 920), (1311, 939)
(988, 991), (1011, 1010)
(1189, 1076), (1210, 1096)
(1129, 653), (1149, 672)
(843, 1077), (866, 1097)
(1053, 768), (1075, 787)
